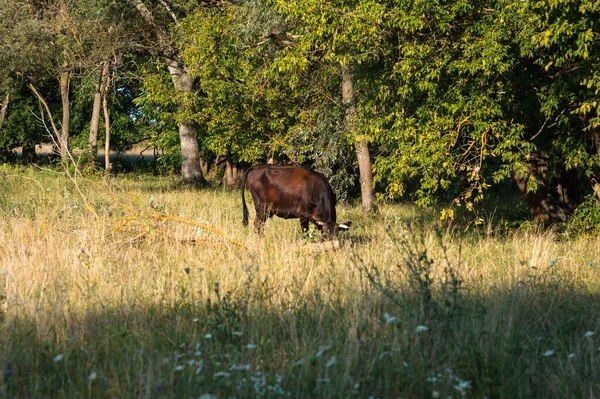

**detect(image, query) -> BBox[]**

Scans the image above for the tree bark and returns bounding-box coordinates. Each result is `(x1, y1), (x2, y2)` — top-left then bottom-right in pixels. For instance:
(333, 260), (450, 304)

(200, 158), (210, 177)
(103, 68), (112, 173)
(0, 91), (9, 132)
(89, 62), (109, 155)
(342, 65), (375, 213)
(166, 59), (205, 184)
(592, 131), (600, 200)
(131, 0), (206, 185)
(513, 152), (569, 226)
(222, 158), (241, 186)
(59, 56), (70, 166)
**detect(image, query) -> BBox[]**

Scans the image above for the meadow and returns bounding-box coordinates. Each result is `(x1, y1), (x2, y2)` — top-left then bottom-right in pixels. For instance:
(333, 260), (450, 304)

(1, 166), (600, 398)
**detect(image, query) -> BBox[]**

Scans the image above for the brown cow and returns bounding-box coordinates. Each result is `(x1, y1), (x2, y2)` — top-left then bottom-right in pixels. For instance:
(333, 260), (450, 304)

(241, 165), (351, 237)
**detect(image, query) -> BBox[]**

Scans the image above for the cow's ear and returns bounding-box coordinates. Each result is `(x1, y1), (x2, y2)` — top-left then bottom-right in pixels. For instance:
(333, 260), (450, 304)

(338, 222), (352, 230)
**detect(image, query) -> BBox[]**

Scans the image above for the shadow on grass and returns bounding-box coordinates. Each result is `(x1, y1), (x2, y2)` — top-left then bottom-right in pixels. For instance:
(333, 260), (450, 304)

(2, 273), (600, 398)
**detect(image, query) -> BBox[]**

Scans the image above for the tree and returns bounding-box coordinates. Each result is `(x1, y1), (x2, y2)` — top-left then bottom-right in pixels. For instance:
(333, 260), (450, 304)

(263, 0), (389, 212)
(0, 92), (8, 133)
(0, 0), (61, 159)
(130, 0), (206, 184)
(89, 61), (110, 155)
(180, 2), (300, 174)
(521, 0), (600, 206)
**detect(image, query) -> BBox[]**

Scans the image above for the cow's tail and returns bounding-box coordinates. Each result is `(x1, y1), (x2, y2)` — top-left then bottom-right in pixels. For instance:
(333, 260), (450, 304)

(241, 167), (252, 227)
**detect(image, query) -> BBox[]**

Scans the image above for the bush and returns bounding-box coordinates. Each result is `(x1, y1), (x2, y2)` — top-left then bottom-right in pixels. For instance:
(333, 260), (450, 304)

(566, 194), (600, 235)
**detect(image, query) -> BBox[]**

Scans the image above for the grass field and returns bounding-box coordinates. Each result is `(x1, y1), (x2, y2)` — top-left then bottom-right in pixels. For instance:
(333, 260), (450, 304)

(1, 166), (599, 398)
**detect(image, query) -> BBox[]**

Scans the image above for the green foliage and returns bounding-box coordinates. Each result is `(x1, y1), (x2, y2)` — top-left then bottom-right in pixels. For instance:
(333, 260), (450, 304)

(1, 90), (48, 150)
(181, 2), (300, 163)
(363, 1), (532, 210)
(566, 194), (600, 235)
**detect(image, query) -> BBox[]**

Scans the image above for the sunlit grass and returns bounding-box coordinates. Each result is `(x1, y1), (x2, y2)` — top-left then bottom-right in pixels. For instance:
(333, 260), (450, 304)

(1, 166), (600, 397)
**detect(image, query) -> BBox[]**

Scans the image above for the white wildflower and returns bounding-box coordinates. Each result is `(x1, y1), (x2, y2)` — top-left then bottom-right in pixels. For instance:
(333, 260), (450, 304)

(232, 330), (243, 336)
(326, 356), (336, 367)
(568, 353), (576, 359)
(585, 331), (595, 338)
(315, 345), (331, 357)
(230, 364), (251, 371)
(415, 325), (429, 333)
(246, 344), (257, 349)
(213, 371), (231, 378)
(453, 378), (471, 393)
(432, 391), (440, 398)
(543, 350), (555, 357)
(204, 333), (212, 339)
(174, 365), (184, 372)
(383, 313), (398, 325)
(53, 354), (64, 363)
(88, 371), (97, 381)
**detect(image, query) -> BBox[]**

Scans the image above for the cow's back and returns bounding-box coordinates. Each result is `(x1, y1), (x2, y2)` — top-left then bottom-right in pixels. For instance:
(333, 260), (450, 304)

(246, 165), (335, 219)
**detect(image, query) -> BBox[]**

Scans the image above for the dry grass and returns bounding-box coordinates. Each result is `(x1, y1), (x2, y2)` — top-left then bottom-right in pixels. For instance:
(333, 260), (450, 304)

(1, 166), (600, 398)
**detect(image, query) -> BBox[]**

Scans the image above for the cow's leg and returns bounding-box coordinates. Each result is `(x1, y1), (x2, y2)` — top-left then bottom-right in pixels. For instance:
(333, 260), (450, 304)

(311, 215), (334, 239)
(253, 202), (270, 235)
(254, 209), (268, 234)
(321, 224), (333, 239)
(300, 217), (310, 232)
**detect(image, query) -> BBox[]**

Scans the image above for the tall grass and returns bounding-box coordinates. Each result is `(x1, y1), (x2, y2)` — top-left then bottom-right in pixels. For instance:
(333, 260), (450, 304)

(1, 166), (599, 398)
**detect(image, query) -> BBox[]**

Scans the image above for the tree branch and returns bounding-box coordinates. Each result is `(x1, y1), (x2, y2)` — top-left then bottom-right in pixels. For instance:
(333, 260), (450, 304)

(157, 0), (178, 24)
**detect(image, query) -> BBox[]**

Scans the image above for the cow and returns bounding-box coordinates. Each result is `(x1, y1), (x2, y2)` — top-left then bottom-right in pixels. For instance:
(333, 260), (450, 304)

(241, 165), (351, 238)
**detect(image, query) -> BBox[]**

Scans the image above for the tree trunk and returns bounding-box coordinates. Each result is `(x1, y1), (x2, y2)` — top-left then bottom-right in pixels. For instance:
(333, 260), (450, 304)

(131, 0), (206, 185)
(513, 152), (569, 226)
(200, 158), (210, 177)
(166, 59), (206, 184)
(232, 162), (239, 184)
(103, 69), (112, 173)
(89, 62), (109, 156)
(59, 56), (70, 166)
(0, 91), (9, 132)
(592, 131), (600, 200)
(224, 159), (233, 185)
(222, 158), (241, 186)
(205, 155), (221, 182)
(553, 169), (579, 213)
(342, 65), (375, 213)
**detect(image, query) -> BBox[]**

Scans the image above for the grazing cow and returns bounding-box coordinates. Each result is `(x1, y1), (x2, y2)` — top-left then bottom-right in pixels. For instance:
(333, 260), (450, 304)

(241, 165), (351, 237)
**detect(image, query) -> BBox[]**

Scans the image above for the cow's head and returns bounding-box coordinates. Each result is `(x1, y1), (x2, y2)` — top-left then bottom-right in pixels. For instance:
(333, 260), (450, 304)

(317, 221), (352, 237)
